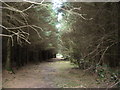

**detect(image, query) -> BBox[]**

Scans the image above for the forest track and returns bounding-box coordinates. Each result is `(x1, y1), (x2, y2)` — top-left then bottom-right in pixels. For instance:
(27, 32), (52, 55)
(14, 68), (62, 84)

(2, 58), (108, 88)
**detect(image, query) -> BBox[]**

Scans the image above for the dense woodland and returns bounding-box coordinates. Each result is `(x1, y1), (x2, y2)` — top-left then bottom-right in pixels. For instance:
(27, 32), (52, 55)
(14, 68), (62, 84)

(1, 1), (120, 88)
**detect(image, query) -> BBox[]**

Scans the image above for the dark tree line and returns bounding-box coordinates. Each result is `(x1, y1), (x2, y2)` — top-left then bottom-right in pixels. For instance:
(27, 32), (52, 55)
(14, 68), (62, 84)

(61, 2), (120, 68)
(1, 2), (57, 70)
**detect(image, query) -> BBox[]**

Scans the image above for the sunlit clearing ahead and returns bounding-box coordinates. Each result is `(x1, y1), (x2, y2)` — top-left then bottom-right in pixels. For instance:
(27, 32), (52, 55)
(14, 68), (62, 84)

(56, 53), (63, 58)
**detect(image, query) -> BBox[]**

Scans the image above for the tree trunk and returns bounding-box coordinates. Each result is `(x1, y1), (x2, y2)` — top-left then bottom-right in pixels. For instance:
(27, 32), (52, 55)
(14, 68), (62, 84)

(5, 38), (12, 70)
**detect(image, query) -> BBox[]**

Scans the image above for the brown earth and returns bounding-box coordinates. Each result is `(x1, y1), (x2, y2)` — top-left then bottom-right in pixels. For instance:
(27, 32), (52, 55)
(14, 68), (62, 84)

(2, 58), (111, 88)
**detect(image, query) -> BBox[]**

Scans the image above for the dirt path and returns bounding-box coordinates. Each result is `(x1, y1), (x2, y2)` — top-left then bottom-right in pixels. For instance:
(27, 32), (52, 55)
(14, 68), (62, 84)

(2, 58), (107, 88)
